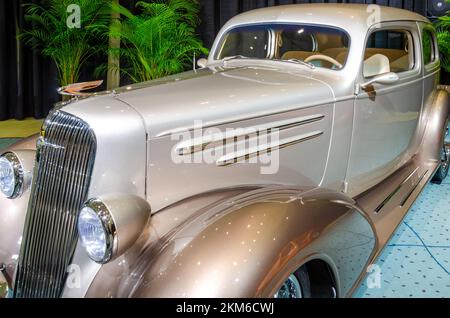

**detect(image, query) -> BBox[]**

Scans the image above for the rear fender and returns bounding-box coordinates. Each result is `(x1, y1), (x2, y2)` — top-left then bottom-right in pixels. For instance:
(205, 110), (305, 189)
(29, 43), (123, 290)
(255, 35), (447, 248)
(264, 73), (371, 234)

(419, 88), (450, 163)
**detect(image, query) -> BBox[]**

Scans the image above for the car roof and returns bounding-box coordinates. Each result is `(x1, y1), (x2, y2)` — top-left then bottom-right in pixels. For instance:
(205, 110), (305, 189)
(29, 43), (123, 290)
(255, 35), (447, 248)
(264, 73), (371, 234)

(224, 3), (429, 33)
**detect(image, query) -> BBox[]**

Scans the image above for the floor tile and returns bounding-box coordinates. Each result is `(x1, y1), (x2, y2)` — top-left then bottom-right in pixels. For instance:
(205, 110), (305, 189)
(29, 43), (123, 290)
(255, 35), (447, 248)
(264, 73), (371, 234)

(354, 180), (450, 298)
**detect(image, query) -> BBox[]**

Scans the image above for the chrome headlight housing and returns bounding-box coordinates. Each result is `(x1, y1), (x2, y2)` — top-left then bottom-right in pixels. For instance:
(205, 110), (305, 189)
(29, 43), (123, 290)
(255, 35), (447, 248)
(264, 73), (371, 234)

(78, 199), (116, 264)
(78, 195), (150, 264)
(0, 152), (24, 199)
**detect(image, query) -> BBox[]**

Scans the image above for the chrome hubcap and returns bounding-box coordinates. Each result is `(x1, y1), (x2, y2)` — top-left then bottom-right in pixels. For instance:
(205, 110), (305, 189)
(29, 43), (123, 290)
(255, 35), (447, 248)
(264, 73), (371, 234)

(274, 274), (302, 298)
(441, 144), (450, 171)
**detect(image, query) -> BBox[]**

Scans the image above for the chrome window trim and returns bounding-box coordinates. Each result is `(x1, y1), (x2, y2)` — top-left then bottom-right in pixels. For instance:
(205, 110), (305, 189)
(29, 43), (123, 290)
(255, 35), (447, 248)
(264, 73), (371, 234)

(421, 26), (439, 66)
(419, 22), (441, 74)
(358, 21), (423, 84)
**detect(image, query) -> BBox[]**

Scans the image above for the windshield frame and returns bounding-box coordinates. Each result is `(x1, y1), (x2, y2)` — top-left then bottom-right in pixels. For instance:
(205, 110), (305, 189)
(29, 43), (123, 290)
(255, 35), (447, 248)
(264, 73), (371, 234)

(212, 22), (352, 71)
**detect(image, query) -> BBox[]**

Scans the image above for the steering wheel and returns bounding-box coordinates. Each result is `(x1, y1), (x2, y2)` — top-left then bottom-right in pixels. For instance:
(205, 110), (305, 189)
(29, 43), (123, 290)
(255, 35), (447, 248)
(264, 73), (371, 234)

(304, 54), (343, 69)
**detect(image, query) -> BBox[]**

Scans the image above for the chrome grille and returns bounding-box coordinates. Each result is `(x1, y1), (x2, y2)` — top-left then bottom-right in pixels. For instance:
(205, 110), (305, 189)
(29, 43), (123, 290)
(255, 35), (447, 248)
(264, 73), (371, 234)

(13, 111), (96, 298)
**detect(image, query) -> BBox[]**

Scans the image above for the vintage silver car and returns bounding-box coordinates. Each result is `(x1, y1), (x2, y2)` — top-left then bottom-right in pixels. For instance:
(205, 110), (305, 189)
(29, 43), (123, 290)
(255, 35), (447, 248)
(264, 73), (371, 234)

(1, 4), (449, 298)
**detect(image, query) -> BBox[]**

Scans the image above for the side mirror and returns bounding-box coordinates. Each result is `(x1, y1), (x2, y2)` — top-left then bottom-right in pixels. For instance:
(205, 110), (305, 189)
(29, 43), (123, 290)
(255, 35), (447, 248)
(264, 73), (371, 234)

(360, 72), (399, 90)
(197, 58), (208, 68)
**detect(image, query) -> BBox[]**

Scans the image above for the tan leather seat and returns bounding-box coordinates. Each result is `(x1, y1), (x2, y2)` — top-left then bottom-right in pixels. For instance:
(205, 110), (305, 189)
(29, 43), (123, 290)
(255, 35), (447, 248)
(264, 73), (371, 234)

(364, 48), (410, 72)
(282, 49), (349, 68)
(390, 55), (411, 72)
(281, 51), (318, 61)
(335, 51), (349, 65)
(282, 48), (409, 72)
(322, 48), (349, 65)
(322, 48), (349, 59)
(364, 48), (407, 63)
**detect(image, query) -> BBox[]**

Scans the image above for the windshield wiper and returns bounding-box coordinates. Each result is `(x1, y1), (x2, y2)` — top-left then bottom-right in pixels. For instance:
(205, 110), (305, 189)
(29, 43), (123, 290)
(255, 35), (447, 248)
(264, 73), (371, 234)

(282, 58), (316, 69)
(220, 56), (315, 69)
(221, 55), (249, 62)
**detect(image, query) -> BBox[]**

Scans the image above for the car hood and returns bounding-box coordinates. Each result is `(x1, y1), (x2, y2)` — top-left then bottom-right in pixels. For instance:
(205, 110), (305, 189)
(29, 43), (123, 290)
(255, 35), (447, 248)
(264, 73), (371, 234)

(114, 65), (335, 138)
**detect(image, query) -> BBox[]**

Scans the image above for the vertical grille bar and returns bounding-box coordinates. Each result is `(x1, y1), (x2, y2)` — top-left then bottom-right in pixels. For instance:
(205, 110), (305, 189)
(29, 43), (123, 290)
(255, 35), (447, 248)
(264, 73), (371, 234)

(13, 111), (96, 298)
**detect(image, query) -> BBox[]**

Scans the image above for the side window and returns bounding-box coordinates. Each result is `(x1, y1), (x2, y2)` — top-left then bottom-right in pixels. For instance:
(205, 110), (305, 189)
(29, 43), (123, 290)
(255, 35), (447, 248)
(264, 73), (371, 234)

(364, 29), (415, 77)
(422, 29), (437, 65)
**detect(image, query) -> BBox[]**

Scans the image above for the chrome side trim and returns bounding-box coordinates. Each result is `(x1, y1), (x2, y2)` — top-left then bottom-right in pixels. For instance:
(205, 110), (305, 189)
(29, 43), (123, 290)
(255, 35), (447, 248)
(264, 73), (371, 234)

(216, 130), (323, 166)
(374, 166), (419, 213)
(154, 98), (340, 138)
(176, 114), (325, 155)
(400, 169), (428, 207)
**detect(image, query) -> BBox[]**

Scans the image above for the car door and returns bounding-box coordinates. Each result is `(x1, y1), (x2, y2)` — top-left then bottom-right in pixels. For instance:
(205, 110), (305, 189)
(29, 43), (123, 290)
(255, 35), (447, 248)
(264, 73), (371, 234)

(346, 22), (423, 196)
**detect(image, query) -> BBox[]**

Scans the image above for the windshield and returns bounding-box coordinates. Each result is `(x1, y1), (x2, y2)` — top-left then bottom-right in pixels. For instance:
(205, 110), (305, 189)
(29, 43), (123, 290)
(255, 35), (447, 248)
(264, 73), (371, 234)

(215, 24), (350, 70)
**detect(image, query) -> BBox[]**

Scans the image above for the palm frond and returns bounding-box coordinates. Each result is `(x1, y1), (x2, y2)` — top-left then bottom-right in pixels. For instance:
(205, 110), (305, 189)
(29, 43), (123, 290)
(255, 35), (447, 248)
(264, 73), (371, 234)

(20, 0), (111, 86)
(437, 30), (450, 72)
(107, 0), (208, 82)
(436, 6), (450, 73)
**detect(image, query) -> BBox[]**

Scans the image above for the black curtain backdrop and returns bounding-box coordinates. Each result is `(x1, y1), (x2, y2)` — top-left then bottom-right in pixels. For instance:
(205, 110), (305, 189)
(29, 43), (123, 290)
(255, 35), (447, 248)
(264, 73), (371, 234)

(0, 0), (59, 121)
(0, 0), (429, 120)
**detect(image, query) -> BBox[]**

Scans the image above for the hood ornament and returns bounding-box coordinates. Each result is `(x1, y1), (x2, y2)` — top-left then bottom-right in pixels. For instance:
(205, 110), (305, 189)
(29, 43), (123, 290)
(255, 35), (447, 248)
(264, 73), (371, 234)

(57, 80), (104, 97)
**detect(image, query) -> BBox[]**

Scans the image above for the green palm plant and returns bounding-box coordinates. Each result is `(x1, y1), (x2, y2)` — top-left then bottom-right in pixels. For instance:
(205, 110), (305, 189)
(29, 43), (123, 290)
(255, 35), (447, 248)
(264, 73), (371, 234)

(437, 30), (450, 73)
(436, 2), (450, 73)
(21, 0), (111, 87)
(105, 0), (209, 83)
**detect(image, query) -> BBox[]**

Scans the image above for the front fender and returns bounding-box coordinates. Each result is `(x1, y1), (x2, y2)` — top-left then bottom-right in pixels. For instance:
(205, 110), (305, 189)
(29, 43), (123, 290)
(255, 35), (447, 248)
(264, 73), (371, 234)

(93, 187), (376, 298)
(0, 135), (38, 288)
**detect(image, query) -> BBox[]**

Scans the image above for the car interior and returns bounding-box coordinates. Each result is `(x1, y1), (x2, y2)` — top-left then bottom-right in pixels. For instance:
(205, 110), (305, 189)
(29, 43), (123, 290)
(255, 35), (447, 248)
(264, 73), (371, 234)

(218, 25), (414, 76)
(279, 30), (350, 69)
(279, 28), (414, 75)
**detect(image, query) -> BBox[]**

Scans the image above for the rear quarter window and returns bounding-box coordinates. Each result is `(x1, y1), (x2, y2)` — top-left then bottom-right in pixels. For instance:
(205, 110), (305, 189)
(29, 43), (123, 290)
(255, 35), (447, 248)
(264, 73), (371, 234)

(422, 29), (437, 65)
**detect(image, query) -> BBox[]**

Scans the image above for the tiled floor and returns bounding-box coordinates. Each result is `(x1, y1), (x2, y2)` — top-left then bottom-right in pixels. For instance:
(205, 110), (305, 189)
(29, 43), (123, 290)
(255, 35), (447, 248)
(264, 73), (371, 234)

(354, 180), (450, 298)
(355, 128), (450, 298)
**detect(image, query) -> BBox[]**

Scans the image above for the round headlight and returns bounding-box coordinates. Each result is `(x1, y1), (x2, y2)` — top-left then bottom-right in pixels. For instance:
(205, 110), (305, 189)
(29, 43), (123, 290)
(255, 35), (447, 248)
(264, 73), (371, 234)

(78, 195), (151, 264)
(78, 200), (116, 263)
(0, 152), (23, 199)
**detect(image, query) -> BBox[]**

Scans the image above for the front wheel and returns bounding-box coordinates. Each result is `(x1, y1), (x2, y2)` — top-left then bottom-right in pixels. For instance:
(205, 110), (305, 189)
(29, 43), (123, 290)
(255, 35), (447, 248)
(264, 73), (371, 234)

(432, 125), (450, 183)
(274, 267), (311, 298)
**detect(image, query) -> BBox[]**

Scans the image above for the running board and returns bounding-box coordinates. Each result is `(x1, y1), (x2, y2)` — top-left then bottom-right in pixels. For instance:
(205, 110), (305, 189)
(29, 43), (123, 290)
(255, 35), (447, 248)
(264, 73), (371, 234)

(374, 167), (419, 213)
(348, 160), (439, 298)
(372, 166), (429, 213)
(355, 159), (439, 248)
(399, 169), (428, 207)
